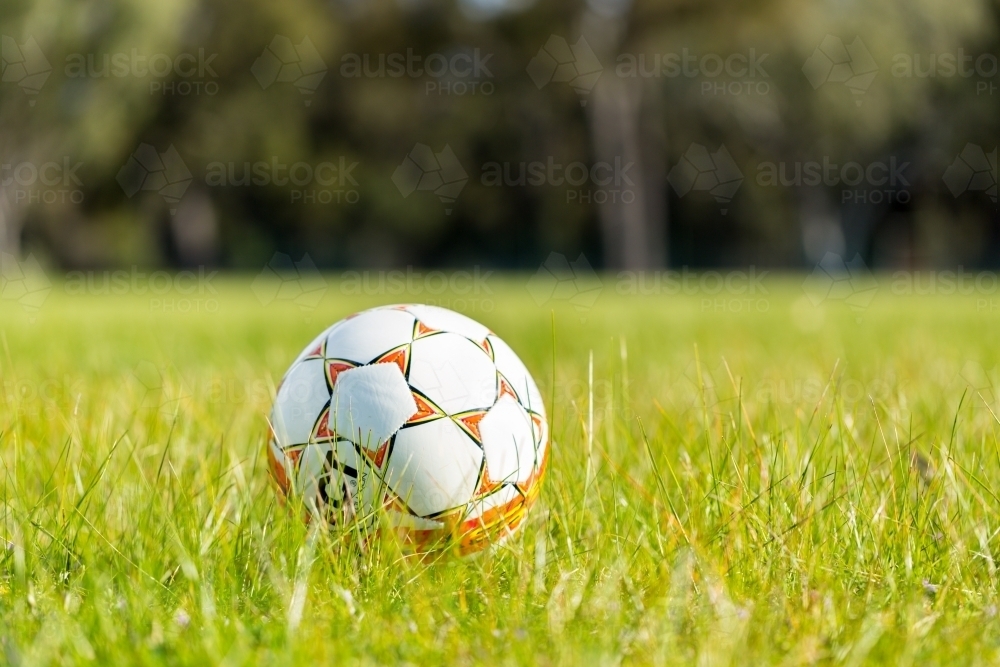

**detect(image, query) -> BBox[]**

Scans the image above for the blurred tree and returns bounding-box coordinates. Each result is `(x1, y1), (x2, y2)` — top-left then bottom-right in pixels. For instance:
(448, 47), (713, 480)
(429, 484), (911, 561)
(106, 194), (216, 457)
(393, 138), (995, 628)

(0, 0), (996, 270)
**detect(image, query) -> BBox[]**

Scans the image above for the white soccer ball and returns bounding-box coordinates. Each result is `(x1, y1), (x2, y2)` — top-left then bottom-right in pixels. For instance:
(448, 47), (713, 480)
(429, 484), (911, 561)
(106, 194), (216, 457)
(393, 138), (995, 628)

(267, 304), (548, 553)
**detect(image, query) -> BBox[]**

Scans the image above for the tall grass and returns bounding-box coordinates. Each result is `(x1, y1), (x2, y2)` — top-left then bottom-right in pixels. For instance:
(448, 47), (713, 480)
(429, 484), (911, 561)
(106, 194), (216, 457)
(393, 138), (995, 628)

(1, 278), (998, 665)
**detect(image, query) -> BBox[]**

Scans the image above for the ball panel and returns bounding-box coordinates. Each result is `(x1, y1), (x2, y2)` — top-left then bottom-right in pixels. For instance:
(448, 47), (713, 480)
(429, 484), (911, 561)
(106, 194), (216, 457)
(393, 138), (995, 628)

(406, 389), (447, 425)
(406, 304), (490, 343)
(385, 418), (483, 517)
(386, 510), (445, 531)
(408, 333), (497, 414)
(522, 442), (549, 495)
(267, 440), (293, 497)
(319, 439), (365, 514)
(292, 329), (328, 365)
(452, 410), (488, 445)
(480, 395), (535, 486)
(488, 334), (546, 417)
(458, 485), (530, 553)
(294, 441), (334, 511)
(329, 363), (416, 451)
(465, 484), (521, 521)
(271, 358), (331, 447)
(531, 412), (549, 472)
(284, 439), (393, 522)
(324, 308), (415, 364)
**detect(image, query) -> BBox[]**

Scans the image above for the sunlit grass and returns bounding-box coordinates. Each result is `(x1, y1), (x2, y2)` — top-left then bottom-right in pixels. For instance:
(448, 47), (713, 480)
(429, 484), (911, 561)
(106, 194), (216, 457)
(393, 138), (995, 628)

(2, 276), (999, 665)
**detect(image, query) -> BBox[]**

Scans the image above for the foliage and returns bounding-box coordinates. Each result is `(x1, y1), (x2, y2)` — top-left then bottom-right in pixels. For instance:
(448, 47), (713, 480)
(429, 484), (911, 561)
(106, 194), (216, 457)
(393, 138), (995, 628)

(1, 0), (997, 268)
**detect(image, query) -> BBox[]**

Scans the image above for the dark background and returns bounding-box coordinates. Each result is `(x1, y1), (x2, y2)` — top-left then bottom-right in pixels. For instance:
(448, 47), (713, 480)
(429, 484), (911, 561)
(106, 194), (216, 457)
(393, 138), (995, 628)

(1, 0), (998, 272)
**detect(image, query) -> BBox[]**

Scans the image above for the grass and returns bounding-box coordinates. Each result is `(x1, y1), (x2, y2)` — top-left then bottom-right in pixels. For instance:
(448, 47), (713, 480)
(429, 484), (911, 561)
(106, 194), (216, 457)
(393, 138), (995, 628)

(1, 274), (999, 665)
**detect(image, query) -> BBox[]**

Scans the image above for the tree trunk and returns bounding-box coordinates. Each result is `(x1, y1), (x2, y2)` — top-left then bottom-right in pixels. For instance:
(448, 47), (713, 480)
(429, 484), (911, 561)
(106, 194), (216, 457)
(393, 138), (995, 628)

(582, 12), (667, 270)
(0, 190), (23, 259)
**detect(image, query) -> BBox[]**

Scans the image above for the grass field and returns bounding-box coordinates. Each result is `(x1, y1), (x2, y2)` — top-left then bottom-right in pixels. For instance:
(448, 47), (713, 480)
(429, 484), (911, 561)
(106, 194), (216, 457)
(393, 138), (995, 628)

(1, 275), (999, 665)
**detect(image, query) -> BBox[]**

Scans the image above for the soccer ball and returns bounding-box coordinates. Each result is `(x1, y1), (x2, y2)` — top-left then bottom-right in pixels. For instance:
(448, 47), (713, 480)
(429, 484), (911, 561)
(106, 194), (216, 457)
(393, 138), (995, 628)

(267, 304), (549, 554)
